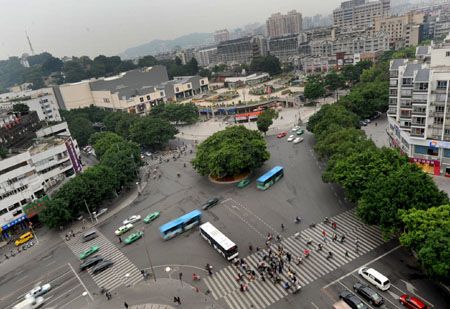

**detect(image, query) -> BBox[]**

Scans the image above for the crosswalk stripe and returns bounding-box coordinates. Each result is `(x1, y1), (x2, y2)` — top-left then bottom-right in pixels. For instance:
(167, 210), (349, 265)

(224, 294), (239, 309)
(204, 277), (219, 300)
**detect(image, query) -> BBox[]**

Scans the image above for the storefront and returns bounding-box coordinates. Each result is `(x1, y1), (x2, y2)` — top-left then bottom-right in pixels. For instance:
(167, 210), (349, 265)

(409, 157), (440, 175)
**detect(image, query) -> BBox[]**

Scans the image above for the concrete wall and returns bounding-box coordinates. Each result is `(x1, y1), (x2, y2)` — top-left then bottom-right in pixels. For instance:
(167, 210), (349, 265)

(58, 81), (94, 110)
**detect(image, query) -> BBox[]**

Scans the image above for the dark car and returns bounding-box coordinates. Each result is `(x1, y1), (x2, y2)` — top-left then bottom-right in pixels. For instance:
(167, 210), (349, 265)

(339, 290), (368, 309)
(80, 255), (103, 271)
(92, 260), (113, 275)
(353, 282), (384, 306)
(201, 197), (219, 210)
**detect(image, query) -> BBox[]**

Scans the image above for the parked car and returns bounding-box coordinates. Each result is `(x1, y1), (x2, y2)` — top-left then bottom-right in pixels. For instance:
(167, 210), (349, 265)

(237, 179), (251, 188)
(277, 131), (288, 138)
(287, 135), (295, 142)
(339, 290), (368, 309)
(79, 245), (100, 260)
(123, 215), (141, 225)
(292, 126), (301, 131)
(399, 294), (428, 309)
(359, 120), (368, 126)
(353, 282), (384, 306)
(202, 197), (220, 210)
(115, 223), (133, 236)
(79, 255), (103, 271)
(93, 208), (107, 218)
(143, 211), (160, 224)
(358, 267), (390, 291)
(124, 231), (144, 245)
(293, 137), (304, 144)
(296, 129), (304, 135)
(92, 260), (113, 275)
(25, 283), (52, 299)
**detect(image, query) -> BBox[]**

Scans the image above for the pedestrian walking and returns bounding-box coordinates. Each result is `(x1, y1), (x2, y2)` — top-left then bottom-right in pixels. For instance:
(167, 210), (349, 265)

(206, 263), (213, 275)
(332, 233), (337, 241)
(332, 222), (337, 229)
(345, 251), (349, 258)
(118, 236), (122, 243)
(322, 230), (327, 237)
(124, 302), (129, 309)
(281, 223), (285, 231)
(286, 252), (292, 263)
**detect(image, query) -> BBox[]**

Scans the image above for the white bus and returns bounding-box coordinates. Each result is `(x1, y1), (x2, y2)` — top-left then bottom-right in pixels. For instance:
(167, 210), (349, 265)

(199, 222), (239, 260)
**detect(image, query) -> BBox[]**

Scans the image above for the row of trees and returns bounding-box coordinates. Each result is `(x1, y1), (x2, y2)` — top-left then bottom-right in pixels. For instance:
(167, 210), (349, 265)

(307, 57), (450, 282)
(61, 104), (199, 148)
(39, 133), (141, 228)
(0, 51), (201, 92)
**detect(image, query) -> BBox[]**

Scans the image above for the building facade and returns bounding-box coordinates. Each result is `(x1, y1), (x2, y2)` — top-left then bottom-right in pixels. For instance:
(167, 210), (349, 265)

(387, 36), (450, 175)
(194, 47), (218, 67)
(216, 36), (267, 64)
(214, 29), (230, 43)
(266, 10), (303, 38)
(268, 34), (302, 62)
(333, 0), (390, 29)
(373, 12), (424, 49)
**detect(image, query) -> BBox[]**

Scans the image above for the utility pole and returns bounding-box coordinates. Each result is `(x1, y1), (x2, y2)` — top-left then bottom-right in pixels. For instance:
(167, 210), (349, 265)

(84, 199), (96, 223)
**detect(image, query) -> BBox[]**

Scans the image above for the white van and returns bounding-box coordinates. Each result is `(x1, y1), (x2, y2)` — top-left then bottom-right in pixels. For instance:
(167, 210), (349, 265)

(358, 267), (390, 291)
(13, 296), (44, 309)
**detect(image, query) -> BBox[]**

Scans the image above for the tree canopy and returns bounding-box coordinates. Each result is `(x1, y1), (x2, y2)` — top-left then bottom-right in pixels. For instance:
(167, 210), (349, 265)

(250, 55), (282, 76)
(304, 74), (326, 101)
(192, 126), (270, 178)
(129, 116), (178, 149)
(256, 109), (278, 135)
(150, 103), (199, 125)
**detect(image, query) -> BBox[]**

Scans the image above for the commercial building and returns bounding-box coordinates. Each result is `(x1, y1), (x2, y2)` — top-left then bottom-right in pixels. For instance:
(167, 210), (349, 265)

(54, 66), (209, 111)
(216, 36), (267, 64)
(266, 10), (303, 38)
(214, 29), (230, 43)
(373, 12), (424, 49)
(387, 34), (450, 176)
(0, 119), (80, 236)
(158, 76), (209, 101)
(194, 47), (218, 67)
(333, 0), (390, 29)
(0, 88), (61, 122)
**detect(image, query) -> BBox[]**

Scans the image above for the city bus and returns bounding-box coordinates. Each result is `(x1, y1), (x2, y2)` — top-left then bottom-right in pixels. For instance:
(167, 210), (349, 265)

(256, 166), (284, 190)
(159, 209), (202, 240)
(199, 222), (239, 260)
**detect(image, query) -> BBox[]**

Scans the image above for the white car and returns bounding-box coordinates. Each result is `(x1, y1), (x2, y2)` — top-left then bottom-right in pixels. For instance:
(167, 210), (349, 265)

(287, 135), (295, 142)
(358, 267), (391, 291)
(293, 137), (304, 144)
(123, 215), (141, 225)
(25, 283), (51, 298)
(114, 223), (133, 236)
(292, 126), (301, 131)
(93, 208), (107, 218)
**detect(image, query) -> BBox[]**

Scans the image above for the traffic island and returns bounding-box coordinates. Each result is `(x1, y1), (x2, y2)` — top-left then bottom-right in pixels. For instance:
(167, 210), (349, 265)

(208, 172), (251, 184)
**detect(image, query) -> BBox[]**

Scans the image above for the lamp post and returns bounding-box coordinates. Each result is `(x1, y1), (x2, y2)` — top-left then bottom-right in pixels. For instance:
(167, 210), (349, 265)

(84, 199), (96, 224)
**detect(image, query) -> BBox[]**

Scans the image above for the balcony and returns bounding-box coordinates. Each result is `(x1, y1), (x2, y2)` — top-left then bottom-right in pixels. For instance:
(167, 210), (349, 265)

(432, 88), (447, 94)
(412, 109), (426, 115)
(400, 103), (412, 109)
(410, 132), (425, 137)
(411, 122), (425, 127)
(430, 111), (445, 118)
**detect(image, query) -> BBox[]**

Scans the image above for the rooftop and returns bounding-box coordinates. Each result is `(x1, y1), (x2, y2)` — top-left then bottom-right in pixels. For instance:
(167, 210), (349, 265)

(404, 63), (423, 77)
(29, 136), (67, 155)
(414, 68), (430, 82)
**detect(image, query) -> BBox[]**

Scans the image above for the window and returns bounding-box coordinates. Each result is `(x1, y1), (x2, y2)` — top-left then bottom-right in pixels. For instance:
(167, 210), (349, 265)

(103, 98), (110, 103)
(437, 80), (447, 89)
(146, 95), (150, 100)
(446, 51), (450, 57)
(435, 117), (444, 125)
(201, 80), (204, 85)
(139, 97), (144, 102)
(187, 84), (191, 89)
(436, 105), (445, 112)
(175, 87), (180, 92)
(444, 149), (450, 157)
(160, 92), (164, 96)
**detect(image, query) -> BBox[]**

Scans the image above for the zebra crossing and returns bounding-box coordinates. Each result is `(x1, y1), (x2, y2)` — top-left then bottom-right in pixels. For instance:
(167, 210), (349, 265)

(63, 228), (142, 291)
(204, 209), (386, 309)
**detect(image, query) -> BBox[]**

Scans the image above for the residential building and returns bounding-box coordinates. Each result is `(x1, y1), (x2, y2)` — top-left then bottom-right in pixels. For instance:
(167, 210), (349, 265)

(0, 111), (42, 150)
(176, 48), (195, 65)
(266, 10), (303, 38)
(387, 35), (450, 176)
(216, 36), (267, 64)
(0, 88), (61, 122)
(303, 14), (333, 30)
(214, 29), (230, 43)
(194, 47), (218, 67)
(158, 76), (209, 101)
(333, 0), (390, 29)
(373, 12), (424, 49)
(435, 7), (450, 39)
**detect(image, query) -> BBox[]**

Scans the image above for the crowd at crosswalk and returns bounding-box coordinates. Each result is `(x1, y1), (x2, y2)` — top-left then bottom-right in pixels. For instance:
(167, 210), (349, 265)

(204, 209), (386, 309)
(63, 228), (142, 291)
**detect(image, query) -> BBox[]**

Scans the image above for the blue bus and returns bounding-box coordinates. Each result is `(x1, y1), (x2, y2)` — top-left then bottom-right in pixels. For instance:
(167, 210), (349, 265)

(256, 166), (284, 190)
(159, 210), (202, 240)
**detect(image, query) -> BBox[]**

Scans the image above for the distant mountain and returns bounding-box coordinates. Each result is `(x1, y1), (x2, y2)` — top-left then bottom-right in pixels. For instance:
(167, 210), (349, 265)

(120, 32), (214, 59)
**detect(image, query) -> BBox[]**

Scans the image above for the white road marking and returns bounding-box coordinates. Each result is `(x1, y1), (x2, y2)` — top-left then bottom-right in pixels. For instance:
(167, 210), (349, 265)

(311, 302), (320, 308)
(323, 245), (402, 289)
(67, 263), (93, 301)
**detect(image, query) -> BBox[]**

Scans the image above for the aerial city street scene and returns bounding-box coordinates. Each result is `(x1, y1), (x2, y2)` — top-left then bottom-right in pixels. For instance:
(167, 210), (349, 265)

(0, 0), (450, 308)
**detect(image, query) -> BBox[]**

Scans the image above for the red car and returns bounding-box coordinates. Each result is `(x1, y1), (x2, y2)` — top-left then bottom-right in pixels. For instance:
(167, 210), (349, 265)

(399, 294), (427, 309)
(277, 131), (288, 138)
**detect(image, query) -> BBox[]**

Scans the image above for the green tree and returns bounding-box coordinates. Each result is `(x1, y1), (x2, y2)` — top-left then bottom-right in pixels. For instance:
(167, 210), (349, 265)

(138, 55), (159, 67)
(53, 175), (90, 214)
(399, 205), (450, 282)
(81, 165), (119, 207)
(192, 126), (270, 178)
(101, 145), (140, 187)
(39, 198), (72, 229)
(129, 116), (178, 149)
(89, 132), (124, 159)
(307, 104), (359, 138)
(324, 71), (344, 93)
(12, 103), (30, 114)
(357, 163), (448, 236)
(0, 146), (8, 158)
(304, 74), (325, 101)
(68, 117), (95, 147)
(250, 55), (282, 76)
(63, 60), (88, 83)
(256, 109), (278, 135)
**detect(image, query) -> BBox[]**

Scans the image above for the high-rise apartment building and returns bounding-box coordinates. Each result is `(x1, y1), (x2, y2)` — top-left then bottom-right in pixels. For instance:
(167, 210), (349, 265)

(333, 0), (390, 29)
(373, 12), (424, 49)
(266, 10), (303, 38)
(387, 34), (450, 176)
(214, 29), (230, 44)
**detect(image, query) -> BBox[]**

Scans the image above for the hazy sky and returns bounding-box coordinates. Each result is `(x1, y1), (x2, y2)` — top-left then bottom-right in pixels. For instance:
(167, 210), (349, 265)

(0, 0), (342, 60)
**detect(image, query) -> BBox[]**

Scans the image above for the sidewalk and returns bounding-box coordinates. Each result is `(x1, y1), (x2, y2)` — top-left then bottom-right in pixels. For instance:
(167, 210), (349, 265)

(90, 278), (223, 309)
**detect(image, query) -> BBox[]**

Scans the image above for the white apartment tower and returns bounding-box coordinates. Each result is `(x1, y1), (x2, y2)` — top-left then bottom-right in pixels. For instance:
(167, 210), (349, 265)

(333, 0), (390, 29)
(387, 34), (450, 176)
(266, 10), (303, 38)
